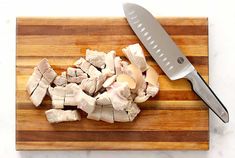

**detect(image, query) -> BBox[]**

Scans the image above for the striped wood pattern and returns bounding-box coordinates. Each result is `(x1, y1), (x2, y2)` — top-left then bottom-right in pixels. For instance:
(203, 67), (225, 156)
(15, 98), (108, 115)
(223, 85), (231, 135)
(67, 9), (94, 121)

(16, 17), (209, 150)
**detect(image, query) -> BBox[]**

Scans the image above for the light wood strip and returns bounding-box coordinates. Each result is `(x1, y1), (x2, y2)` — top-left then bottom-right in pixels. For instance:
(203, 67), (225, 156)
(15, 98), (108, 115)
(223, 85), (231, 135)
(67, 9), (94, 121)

(16, 44), (208, 57)
(16, 109), (208, 131)
(17, 17), (208, 26)
(16, 35), (208, 45)
(16, 141), (209, 150)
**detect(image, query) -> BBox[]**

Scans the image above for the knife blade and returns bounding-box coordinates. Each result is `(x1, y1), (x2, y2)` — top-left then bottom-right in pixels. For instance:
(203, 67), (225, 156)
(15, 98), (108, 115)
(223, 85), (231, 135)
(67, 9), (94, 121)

(123, 3), (229, 123)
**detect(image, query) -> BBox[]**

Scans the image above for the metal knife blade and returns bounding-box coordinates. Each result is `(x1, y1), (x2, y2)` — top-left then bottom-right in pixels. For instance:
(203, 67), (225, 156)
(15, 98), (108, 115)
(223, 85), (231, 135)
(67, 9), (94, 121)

(123, 3), (229, 123)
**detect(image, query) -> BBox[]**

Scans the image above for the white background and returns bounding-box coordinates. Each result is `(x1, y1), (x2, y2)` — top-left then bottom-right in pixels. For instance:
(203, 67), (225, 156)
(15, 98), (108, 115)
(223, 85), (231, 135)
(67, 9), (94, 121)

(1, 0), (235, 157)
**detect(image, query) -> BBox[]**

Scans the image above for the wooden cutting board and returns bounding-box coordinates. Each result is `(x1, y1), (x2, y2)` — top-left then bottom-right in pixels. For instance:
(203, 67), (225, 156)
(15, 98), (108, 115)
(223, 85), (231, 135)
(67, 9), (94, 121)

(16, 17), (209, 150)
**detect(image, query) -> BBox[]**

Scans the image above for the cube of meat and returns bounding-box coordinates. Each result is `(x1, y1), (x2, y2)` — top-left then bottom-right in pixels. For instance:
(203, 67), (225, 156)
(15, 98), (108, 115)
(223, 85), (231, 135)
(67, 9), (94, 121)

(67, 67), (77, 77)
(102, 75), (117, 88)
(146, 83), (159, 97)
(126, 102), (140, 121)
(87, 104), (102, 121)
(145, 66), (159, 86)
(126, 64), (145, 93)
(48, 86), (66, 109)
(53, 72), (67, 86)
(63, 83), (96, 114)
(102, 50), (116, 77)
(30, 78), (50, 107)
(100, 105), (114, 123)
(96, 92), (111, 105)
(80, 77), (97, 95)
(27, 59), (57, 107)
(76, 88), (96, 114)
(114, 109), (129, 122)
(114, 57), (122, 75)
(26, 67), (42, 95)
(107, 82), (132, 111)
(122, 43), (147, 72)
(64, 83), (80, 106)
(74, 57), (91, 72)
(88, 65), (102, 77)
(95, 74), (106, 93)
(134, 65), (160, 103)
(43, 67), (57, 83)
(37, 58), (51, 74)
(86, 49), (106, 68)
(45, 109), (81, 123)
(67, 73), (88, 84)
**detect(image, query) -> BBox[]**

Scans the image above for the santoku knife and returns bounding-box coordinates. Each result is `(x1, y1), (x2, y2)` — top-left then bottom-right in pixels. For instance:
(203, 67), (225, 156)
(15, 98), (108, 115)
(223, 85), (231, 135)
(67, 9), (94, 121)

(123, 3), (229, 123)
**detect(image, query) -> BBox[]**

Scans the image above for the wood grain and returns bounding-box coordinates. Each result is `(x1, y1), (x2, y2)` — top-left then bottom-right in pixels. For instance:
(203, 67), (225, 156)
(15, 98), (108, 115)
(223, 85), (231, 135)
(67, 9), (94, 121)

(16, 17), (209, 150)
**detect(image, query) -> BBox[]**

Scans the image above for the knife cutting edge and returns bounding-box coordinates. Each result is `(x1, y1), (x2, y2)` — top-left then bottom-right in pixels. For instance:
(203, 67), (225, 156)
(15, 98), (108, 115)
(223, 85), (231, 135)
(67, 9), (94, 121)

(123, 3), (229, 123)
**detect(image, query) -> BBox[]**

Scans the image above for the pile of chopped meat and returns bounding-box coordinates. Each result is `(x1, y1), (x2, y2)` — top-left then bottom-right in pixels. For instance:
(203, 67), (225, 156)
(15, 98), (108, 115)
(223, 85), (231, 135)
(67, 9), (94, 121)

(26, 43), (160, 123)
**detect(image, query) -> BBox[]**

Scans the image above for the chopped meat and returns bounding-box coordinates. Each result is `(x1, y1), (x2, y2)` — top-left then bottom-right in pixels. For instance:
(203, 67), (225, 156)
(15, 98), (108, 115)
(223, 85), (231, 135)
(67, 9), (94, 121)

(100, 105), (114, 123)
(26, 67), (42, 95)
(134, 95), (150, 103)
(116, 74), (136, 89)
(74, 57), (101, 77)
(126, 102), (140, 121)
(37, 58), (51, 74)
(87, 104), (102, 121)
(67, 67), (77, 77)
(102, 50), (116, 77)
(48, 86), (66, 109)
(63, 83), (96, 113)
(76, 87), (96, 114)
(146, 83), (159, 97)
(145, 65), (159, 86)
(88, 65), (102, 77)
(43, 68), (57, 83)
(45, 109), (80, 123)
(53, 72), (67, 86)
(80, 77), (97, 95)
(86, 49), (106, 68)
(95, 74), (106, 92)
(64, 83), (81, 106)
(66, 67), (88, 84)
(96, 92), (111, 105)
(107, 82), (132, 111)
(67, 74), (88, 84)
(134, 65), (160, 103)
(27, 44), (159, 124)
(122, 43), (147, 72)
(114, 57), (122, 75)
(101, 68), (114, 77)
(126, 64), (145, 93)
(114, 109), (129, 122)
(30, 78), (50, 107)
(27, 59), (57, 107)
(103, 75), (116, 88)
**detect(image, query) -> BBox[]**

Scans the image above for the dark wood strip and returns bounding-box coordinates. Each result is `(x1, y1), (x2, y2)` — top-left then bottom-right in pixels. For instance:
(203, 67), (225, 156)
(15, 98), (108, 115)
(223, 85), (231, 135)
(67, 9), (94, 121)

(16, 102), (207, 110)
(16, 56), (208, 65)
(17, 25), (208, 36)
(16, 131), (208, 142)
